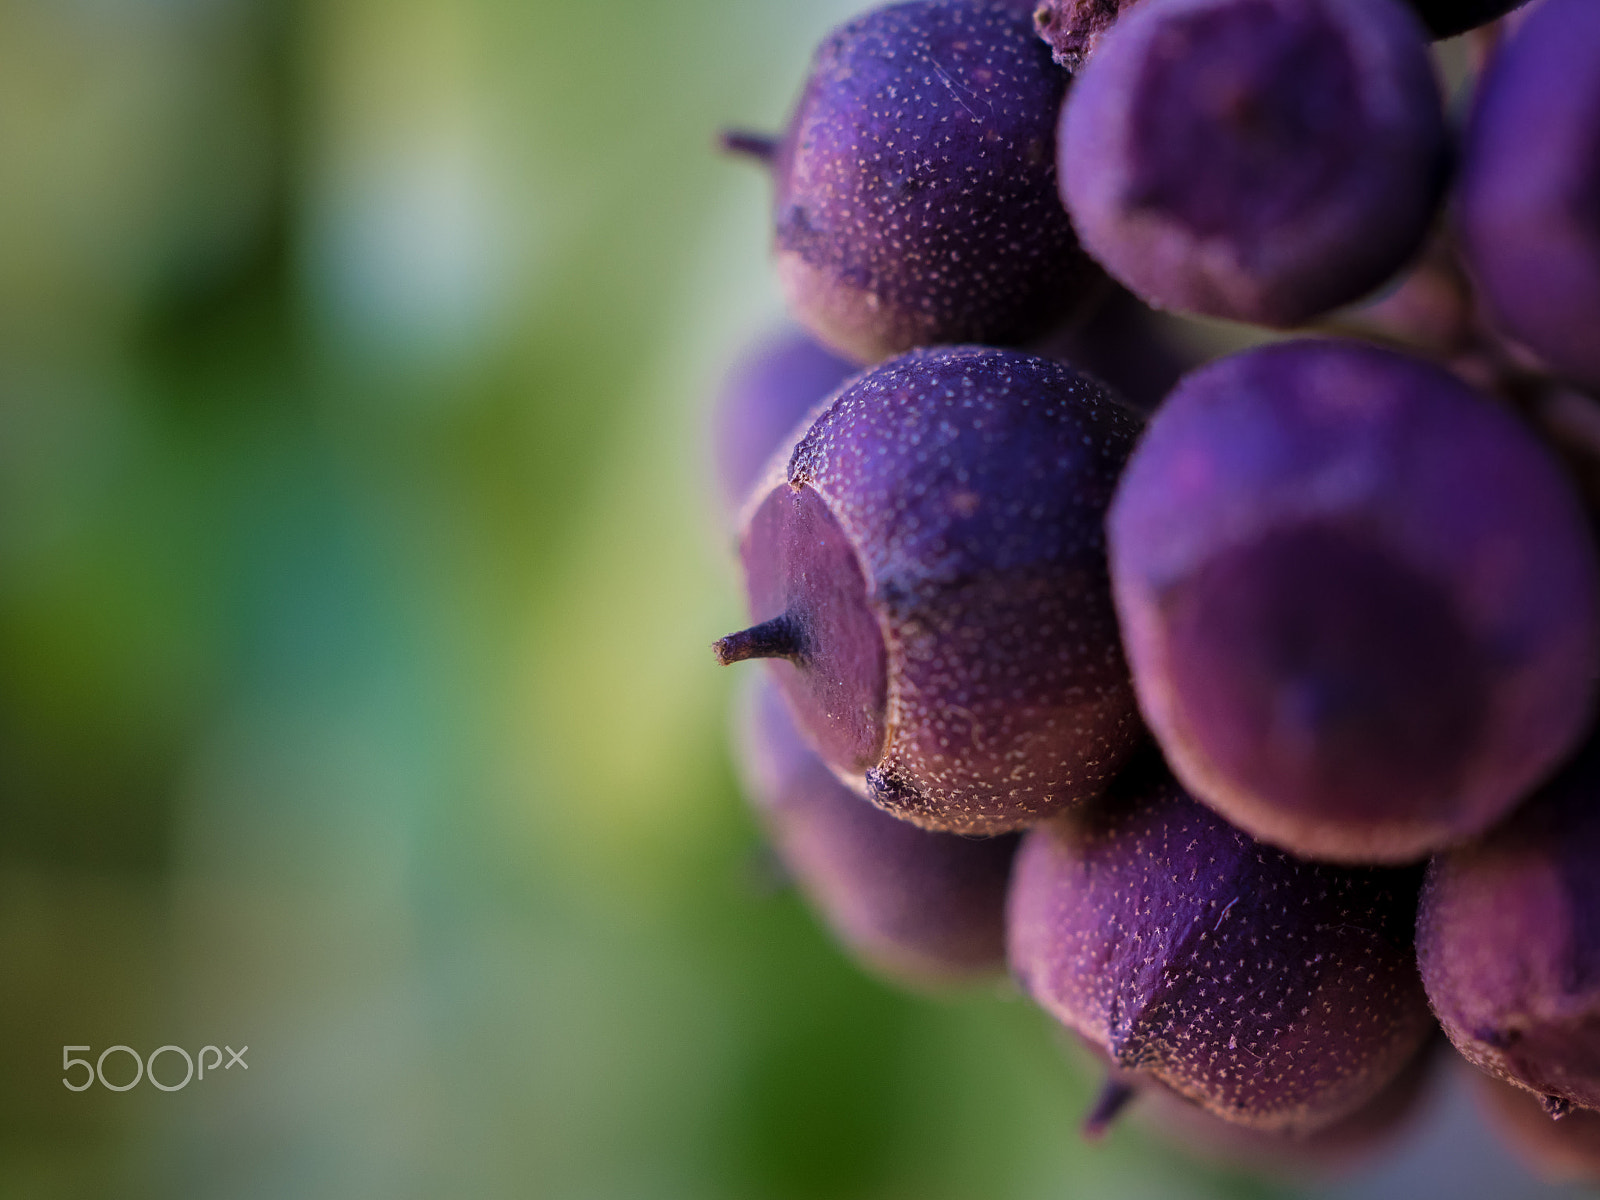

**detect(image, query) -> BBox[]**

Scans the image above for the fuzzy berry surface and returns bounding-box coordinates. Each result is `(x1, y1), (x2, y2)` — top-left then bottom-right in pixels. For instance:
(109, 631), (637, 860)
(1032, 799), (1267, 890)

(772, 0), (1099, 362)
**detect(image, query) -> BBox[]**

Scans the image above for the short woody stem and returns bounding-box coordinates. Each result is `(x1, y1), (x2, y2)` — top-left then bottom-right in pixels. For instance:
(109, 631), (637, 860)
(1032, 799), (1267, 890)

(713, 613), (806, 665)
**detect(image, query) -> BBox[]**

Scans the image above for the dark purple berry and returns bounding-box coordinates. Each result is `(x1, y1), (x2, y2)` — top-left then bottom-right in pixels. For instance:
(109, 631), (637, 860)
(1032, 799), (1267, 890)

(736, 0), (1101, 364)
(715, 346), (1144, 835)
(1006, 758), (1434, 1132)
(1417, 735), (1600, 1116)
(711, 327), (858, 522)
(734, 675), (1017, 986)
(1059, 0), (1447, 327)
(1108, 339), (1600, 863)
(1457, 0), (1600, 388)
(1475, 1071), (1600, 1185)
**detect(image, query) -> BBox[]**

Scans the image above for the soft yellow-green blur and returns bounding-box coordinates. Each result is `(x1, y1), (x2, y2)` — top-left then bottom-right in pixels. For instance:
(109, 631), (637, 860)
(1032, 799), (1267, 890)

(0, 2), (1285, 1197)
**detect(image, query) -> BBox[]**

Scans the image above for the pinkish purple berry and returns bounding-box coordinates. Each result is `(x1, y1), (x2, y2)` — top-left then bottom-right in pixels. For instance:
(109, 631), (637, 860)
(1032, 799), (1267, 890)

(1059, 0), (1446, 327)
(1108, 339), (1600, 863)
(730, 0), (1101, 363)
(1418, 734), (1600, 1117)
(1458, 0), (1600, 389)
(1007, 758), (1434, 1131)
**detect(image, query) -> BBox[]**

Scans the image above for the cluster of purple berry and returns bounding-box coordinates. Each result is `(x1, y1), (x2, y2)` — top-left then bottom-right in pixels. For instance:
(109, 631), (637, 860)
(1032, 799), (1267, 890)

(708, 0), (1600, 1180)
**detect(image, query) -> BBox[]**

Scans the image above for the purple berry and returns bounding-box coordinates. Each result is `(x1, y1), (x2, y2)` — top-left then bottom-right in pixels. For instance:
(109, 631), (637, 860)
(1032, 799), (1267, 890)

(1058, 0), (1447, 327)
(714, 346), (1144, 835)
(711, 327), (858, 522)
(734, 676), (1017, 986)
(1108, 339), (1600, 863)
(1458, 0), (1600, 388)
(1417, 735), (1600, 1116)
(1006, 759), (1434, 1132)
(731, 0), (1101, 364)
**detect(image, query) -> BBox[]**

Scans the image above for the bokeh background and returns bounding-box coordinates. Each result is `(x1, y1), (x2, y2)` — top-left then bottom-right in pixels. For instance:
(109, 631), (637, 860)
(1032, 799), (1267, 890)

(0, 1), (1589, 1197)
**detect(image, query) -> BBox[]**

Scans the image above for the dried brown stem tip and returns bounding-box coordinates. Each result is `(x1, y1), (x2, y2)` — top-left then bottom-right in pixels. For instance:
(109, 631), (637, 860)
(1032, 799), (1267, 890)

(1034, 0), (1134, 70)
(713, 614), (805, 666)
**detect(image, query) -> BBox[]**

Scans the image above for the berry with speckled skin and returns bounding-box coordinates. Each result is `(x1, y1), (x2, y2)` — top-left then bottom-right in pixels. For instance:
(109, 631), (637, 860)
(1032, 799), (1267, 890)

(1033, 0), (1527, 65)
(714, 345), (1144, 835)
(734, 675), (1017, 986)
(736, 0), (1100, 364)
(711, 327), (858, 523)
(1475, 1071), (1600, 1184)
(1006, 757), (1434, 1132)
(1108, 340), (1600, 864)
(1417, 734), (1600, 1118)
(1059, 0), (1446, 328)
(1458, 0), (1600, 389)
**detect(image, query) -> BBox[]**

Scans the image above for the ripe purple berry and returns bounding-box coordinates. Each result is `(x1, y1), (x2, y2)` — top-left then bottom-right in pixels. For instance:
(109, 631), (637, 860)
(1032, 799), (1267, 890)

(1006, 759), (1434, 1132)
(1108, 339), (1600, 863)
(1058, 0), (1447, 327)
(1457, 0), (1600, 389)
(1417, 735), (1600, 1117)
(715, 346), (1144, 835)
(734, 676), (1017, 986)
(730, 0), (1101, 364)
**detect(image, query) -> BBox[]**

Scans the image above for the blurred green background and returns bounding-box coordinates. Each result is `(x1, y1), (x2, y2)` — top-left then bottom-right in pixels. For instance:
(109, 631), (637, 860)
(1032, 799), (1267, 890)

(0, 2), (1570, 1198)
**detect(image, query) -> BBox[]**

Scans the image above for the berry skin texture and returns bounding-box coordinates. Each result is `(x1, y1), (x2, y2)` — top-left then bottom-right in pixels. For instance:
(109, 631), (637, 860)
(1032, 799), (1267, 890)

(1107, 339), (1600, 864)
(734, 676), (1017, 986)
(1457, 0), (1600, 389)
(716, 346), (1144, 835)
(711, 327), (858, 523)
(1417, 735), (1600, 1117)
(1006, 761), (1434, 1133)
(1058, 0), (1446, 328)
(766, 0), (1100, 363)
